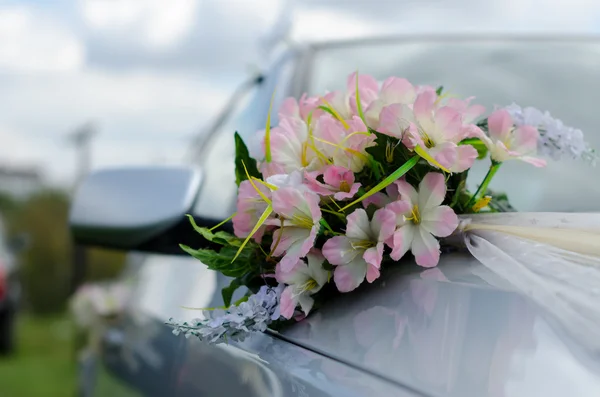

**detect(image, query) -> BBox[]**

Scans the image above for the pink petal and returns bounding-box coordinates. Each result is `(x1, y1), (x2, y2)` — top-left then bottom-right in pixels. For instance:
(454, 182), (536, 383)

(347, 72), (379, 106)
(449, 144), (477, 173)
(362, 192), (392, 209)
(385, 200), (412, 220)
(417, 172), (446, 210)
(272, 187), (322, 223)
(434, 106), (463, 141)
(345, 209), (372, 241)
(520, 156), (547, 167)
(279, 286), (298, 319)
(304, 170), (333, 196)
(464, 104), (486, 124)
(512, 125), (539, 154)
(378, 104), (413, 139)
(487, 109), (513, 142)
(333, 257), (368, 292)
(389, 223), (415, 261)
(323, 165), (353, 188)
(365, 262), (381, 283)
(299, 93), (319, 120)
(275, 259), (305, 284)
(380, 77), (416, 104)
(371, 208), (396, 242)
(278, 97), (300, 120)
(420, 205), (459, 237)
(272, 227), (313, 272)
(413, 90), (436, 120)
(322, 236), (358, 266)
(411, 228), (441, 268)
(333, 182), (360, 201)
(363, 242), (384, 272)
(392, 179), (418, 206)
(428, 142), (458, 171)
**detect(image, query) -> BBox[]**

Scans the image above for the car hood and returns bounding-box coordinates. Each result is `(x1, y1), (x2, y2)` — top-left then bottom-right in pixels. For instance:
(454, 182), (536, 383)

(279, 252), (600, 397)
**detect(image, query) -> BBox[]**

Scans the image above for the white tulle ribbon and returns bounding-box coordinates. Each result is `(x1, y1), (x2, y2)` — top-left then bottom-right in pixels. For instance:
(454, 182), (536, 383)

(454, 213), (600, 352)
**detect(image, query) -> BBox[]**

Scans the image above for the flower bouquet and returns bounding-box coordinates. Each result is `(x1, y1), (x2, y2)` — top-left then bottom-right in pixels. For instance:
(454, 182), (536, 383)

(168, 73), (600, 348)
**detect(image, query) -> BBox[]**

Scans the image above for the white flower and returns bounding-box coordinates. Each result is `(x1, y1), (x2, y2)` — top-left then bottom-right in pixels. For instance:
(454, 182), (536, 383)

(505, 103), (596, 164)
(166, 285), (284, 344)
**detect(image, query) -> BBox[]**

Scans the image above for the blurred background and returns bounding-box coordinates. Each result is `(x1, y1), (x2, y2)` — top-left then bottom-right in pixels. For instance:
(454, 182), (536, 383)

(1, 0), (600, 396)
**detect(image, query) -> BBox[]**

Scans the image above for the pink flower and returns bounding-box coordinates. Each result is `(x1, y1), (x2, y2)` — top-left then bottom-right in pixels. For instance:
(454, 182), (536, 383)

(364, 77), (417, 129)
(378, 90), (478, 173)
(313, 114), (374, 173)
(322, 208), (395, 292)
(232, 180), (271, 242)
(278, 94), (320, 123)
(276, 250), (329, 319)
(271, 186), (322, 272)
(305, 165), (361, 201)
(385, 172), (459, 268)
(322, 72), (379, 121)
(262, 116), (323, 177)
(478, 109), (546, 167)
(445, 96), (486, 138)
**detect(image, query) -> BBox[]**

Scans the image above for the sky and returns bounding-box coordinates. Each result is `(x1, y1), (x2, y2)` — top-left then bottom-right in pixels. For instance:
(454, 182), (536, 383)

(1, 0), (600, 187)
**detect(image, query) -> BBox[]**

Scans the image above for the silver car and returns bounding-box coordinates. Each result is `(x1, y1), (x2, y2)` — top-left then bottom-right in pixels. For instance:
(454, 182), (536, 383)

(70, 36), (600, 397)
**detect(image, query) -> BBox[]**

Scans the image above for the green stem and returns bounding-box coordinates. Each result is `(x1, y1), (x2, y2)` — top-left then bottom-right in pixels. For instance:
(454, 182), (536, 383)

(466, 162), (501, 209)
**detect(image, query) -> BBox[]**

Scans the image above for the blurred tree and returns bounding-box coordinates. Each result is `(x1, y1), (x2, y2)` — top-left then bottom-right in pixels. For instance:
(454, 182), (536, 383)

(4, 189), (126, 314)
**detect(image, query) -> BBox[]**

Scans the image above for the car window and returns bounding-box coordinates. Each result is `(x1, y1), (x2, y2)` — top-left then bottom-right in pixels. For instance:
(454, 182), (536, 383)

(311, 40), (600, 212)
(191, 54), (297, 221)
(190, 87), (260, 221)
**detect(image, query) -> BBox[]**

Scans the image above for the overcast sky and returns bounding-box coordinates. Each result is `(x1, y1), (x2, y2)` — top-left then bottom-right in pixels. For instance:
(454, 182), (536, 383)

(1, 0), (600, 187)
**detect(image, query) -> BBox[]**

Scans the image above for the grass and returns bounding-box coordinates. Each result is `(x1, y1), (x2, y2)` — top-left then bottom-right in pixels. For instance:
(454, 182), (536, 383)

(0, 313), (76, 397)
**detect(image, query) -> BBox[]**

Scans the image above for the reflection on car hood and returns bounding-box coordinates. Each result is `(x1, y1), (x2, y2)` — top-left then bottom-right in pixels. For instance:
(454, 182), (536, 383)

(280, 252), (600, 397)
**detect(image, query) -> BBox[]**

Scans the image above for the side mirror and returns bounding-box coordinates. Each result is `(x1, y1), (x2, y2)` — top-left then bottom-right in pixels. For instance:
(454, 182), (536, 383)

(69, 166), (215, 254)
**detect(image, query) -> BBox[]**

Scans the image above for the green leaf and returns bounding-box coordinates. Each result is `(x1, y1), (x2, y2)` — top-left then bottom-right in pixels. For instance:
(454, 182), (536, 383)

(487, 190), (516, 212)
(222, 278), (243, 307)
(340, 156), (419, 211)
(436, 86), (444, 96)
(234, 132), (261, 186)
(459, 138), (488, 160)
(180, 244), (254, 277)
(322, 260), (334, 271)
(186, 214), (242, 247)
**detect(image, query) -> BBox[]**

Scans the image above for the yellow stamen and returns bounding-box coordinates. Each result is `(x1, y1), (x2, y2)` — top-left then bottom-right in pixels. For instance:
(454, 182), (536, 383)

(471, 196), (492, 213)
(301, 141), (309, 167)
(351, 240), (376, 250)
(404, 205), (421, 224)
(339, 180), (351, 193)
(385, 141), (394, 163)
(291, 213), (313, 229)
(300, 278), (318, 292)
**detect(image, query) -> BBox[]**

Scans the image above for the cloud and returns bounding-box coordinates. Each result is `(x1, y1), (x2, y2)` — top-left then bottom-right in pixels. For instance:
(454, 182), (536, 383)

(80, 0), (200, 49)
(0, 69), (230, 185)
(0, 6), (84, 72)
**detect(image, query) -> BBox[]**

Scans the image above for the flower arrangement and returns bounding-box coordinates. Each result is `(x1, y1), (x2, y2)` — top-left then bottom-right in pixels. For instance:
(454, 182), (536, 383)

(167, 72), (596, 343)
